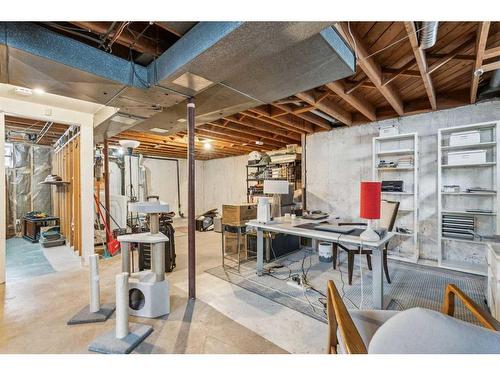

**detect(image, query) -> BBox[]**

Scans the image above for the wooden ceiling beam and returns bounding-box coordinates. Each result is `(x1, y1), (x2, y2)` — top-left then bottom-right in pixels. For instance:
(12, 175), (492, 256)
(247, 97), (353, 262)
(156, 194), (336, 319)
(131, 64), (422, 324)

(471, 22), (491, 103)
(223, 114), (302, 141)
(382, 60), (416, 86)
(192, 129), (275, 152)
(427, 53), (475, 61)
(246, 106), (316, 133)
(481, 60), (500, 73)
(484, 46), (500, 60)
(114, 131), (247, 157)
(295, 91), (351, 126)
(194, 125), (280, 149)
(208, 120), (297, 145)
(326, 80), (376, 122)
(404, 21), (437, 110)
(345, 76), (370, 94)
(427, 37), (475, 75)
(335, 22), (404, 116)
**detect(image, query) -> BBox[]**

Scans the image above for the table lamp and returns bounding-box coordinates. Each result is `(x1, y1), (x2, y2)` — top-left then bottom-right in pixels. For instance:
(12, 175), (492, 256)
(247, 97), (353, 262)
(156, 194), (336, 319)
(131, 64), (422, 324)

(264, 180), (290, 219)
(359, 181), (382, 242)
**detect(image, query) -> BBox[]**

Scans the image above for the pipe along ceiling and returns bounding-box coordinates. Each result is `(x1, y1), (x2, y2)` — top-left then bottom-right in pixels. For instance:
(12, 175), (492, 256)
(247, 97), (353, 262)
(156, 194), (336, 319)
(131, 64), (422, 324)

(0, 22), (356, 143)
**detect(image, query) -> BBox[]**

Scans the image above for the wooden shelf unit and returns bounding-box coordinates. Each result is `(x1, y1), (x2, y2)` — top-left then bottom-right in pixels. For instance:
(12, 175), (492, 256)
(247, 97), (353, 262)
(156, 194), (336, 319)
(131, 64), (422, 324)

(373, 132), (419, 263)
(437, 121), (500, 276)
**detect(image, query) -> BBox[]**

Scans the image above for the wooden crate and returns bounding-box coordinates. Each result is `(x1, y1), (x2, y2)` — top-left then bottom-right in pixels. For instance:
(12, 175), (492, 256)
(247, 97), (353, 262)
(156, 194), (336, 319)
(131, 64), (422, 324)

(222, 203), (257, 224)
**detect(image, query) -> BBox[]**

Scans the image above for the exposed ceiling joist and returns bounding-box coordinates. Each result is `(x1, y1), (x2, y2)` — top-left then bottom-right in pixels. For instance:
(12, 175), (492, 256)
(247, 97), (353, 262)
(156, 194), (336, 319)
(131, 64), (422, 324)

(295, 91), (351, 126)
(326, 80), (376, 121)
(471, 22), (491, 104)
(484, 46), (500, 60)
(335, 22), (405, 116)
(427, 37), (475, 75)
(481, 60), (500, 73)
(404, 21), (437, 110)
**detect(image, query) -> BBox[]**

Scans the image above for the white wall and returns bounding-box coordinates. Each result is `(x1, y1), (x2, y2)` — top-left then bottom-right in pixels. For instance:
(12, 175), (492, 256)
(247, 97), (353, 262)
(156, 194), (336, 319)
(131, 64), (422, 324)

(119, 154), (248, 217)
(119, 156), (206, 217)
(306, 100), (500, 263)
(203, 155), (248, 213)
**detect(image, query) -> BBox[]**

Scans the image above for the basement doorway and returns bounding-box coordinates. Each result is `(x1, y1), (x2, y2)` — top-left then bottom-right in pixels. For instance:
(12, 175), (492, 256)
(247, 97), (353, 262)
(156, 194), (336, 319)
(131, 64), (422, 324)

(4, 115), (81, 282)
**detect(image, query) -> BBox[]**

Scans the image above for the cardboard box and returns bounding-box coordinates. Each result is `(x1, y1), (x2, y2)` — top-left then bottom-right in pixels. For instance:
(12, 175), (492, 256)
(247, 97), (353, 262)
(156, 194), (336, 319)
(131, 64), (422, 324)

(222, 203), (257, 224)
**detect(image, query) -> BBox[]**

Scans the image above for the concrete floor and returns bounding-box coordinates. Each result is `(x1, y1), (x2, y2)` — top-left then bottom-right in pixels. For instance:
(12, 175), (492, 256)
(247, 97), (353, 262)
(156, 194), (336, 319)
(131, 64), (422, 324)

(0, 222), (318, 354)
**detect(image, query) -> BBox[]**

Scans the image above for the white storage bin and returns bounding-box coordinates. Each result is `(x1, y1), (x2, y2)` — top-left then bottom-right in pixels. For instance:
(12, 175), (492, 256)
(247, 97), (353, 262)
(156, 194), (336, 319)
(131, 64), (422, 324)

(379, 125), (398, 137)
(449, 130), (481, 146)
(447, 149), (486, 165)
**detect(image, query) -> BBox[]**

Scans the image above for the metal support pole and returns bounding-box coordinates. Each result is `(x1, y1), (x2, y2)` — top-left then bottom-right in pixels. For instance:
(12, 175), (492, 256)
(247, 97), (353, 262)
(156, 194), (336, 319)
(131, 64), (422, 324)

(103, 139), (111, 243)
(187, 99), (196, 299)
(301, 133), (307, 212)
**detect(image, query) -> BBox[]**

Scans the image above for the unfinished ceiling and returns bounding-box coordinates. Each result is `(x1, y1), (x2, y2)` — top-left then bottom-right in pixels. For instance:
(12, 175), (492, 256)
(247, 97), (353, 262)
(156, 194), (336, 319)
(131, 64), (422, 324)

(4, 115), (71, 146)
(1, 21), (500, 160)
(106, 21), (500, 159)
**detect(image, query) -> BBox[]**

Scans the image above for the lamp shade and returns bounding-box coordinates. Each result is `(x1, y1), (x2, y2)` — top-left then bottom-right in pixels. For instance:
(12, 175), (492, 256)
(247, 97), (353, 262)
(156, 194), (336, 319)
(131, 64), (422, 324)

(360, 181), (381, 219)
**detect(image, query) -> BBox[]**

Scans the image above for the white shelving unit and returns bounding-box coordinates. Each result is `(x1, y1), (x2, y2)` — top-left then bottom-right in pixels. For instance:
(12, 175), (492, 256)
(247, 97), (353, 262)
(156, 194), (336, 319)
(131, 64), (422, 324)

(373, 133), (419, 263)
(437, 121), (500, 276)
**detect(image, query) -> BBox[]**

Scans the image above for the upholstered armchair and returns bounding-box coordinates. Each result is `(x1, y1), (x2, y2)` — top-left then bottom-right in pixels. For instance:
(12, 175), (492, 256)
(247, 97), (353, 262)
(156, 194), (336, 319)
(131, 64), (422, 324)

(326, 280), (500, 354)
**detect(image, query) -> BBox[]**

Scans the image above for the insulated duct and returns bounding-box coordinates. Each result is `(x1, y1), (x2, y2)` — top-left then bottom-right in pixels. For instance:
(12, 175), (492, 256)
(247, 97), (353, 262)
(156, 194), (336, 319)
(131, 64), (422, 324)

(418, 22), (439, 50)
(1, 22), (356, 141)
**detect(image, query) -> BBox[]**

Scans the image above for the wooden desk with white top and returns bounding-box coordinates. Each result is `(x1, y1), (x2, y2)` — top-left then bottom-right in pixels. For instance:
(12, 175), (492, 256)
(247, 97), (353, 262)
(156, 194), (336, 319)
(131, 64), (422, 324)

(246, 217), (395, 309)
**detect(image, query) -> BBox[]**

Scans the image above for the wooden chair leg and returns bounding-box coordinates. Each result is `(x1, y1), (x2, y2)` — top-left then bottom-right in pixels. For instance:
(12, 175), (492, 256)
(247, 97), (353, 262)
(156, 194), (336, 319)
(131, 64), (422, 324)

(332, 245), (338, 269)
(366, 253), (372, 270)
(383, 250), (391, 284)
(347, 252), (354, 285)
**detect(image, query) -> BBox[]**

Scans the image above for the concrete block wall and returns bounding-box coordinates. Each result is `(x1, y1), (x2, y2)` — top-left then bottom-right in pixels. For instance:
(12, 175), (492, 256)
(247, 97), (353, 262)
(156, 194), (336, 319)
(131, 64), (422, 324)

(306, 100), (500, 262)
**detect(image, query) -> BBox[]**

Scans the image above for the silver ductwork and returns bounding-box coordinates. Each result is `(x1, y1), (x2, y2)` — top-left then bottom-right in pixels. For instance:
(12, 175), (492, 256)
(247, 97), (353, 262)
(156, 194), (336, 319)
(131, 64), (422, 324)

(478, 69), (500, 101)
(1, 22), (356, 143)
(418, 22), (439, 49)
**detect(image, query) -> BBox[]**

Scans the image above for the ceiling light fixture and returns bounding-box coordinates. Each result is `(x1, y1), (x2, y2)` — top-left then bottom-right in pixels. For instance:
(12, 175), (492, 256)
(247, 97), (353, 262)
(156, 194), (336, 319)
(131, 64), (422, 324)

(33, 87), (45, 94)
(255, 141), (264, 146)
(203, 142), (212, 150)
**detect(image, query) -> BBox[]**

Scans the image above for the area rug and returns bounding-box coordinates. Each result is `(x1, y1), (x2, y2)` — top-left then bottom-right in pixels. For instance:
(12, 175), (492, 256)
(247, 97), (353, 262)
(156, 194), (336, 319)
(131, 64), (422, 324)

(6, 237), (55, 282)
(206, 249), (487, 325)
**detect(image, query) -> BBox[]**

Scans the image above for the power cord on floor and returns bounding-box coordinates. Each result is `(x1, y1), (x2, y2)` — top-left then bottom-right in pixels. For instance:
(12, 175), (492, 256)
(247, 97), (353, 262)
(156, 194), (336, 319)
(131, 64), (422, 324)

(337, 233), (359, 309)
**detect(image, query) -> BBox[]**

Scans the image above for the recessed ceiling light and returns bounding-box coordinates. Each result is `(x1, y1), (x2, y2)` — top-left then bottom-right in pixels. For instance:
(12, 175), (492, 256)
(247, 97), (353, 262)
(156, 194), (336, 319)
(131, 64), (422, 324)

(150, 127), (169, 134)
(33, 87), (45, 94)
(172, 72), (213, 92)
(112, 115), (139, 126)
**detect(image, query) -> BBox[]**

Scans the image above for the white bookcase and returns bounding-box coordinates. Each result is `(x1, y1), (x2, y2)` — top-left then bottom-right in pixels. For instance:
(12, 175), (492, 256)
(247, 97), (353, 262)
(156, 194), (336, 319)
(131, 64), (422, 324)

(372, 133), (419, 263)
(437, 121), (500, 276)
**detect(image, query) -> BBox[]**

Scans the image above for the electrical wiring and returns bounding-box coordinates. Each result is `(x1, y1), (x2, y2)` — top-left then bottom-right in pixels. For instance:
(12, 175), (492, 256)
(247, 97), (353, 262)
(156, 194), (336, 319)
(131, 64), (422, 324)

(345, 21), (436, 64)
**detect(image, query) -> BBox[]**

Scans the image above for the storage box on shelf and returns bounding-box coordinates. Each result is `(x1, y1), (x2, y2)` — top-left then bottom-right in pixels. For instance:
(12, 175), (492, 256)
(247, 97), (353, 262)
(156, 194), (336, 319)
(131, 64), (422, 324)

(372, 133), (419, 262)
(437, 121), (499, 276)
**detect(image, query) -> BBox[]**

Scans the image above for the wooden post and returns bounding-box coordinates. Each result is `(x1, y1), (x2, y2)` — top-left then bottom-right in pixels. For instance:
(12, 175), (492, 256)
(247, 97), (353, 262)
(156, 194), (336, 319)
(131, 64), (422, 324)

(103, 140), (111, 243)
(187, 99), (196, 300)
